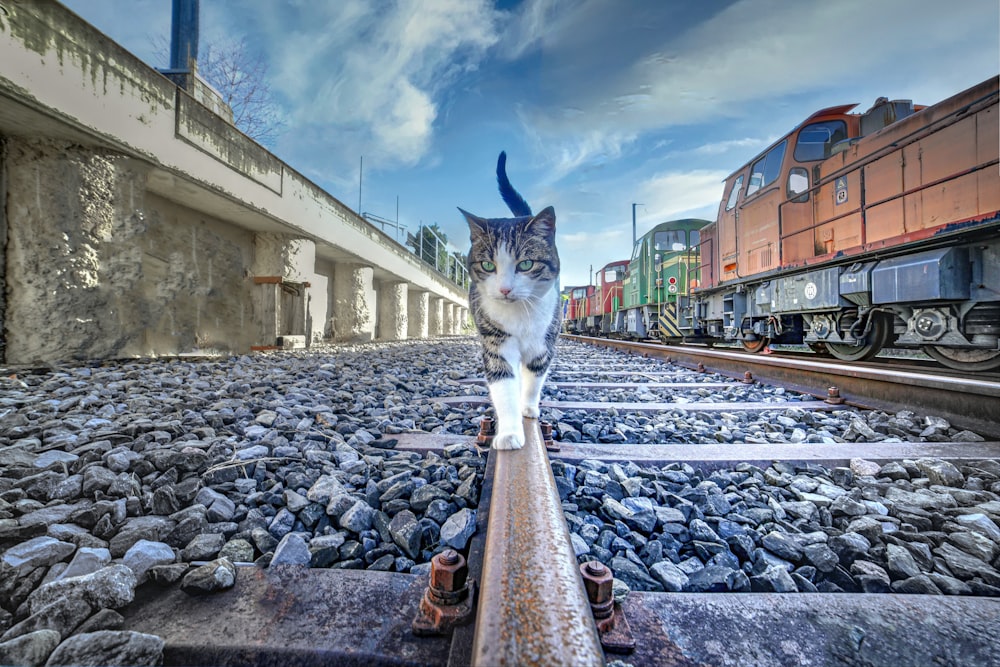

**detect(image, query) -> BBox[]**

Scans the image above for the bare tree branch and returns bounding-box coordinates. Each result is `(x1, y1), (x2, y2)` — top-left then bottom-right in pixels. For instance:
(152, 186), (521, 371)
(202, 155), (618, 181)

(153, 35), (285, 147)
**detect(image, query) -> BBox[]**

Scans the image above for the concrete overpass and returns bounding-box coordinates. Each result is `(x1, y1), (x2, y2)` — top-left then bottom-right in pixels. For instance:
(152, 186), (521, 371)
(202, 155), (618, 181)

(0, 0), (469, 364)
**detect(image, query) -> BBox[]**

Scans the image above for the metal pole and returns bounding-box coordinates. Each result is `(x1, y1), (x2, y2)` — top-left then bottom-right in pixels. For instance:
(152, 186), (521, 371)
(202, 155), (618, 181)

(472, 419), (604, 667)
(632, 202), (642, 247)
(169, 0), (199, 71)
(358, 156), (363, 215)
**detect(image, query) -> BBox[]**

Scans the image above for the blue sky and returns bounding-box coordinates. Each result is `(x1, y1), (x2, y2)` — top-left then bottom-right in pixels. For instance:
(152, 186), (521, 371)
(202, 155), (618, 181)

(62, 0), (999, 288)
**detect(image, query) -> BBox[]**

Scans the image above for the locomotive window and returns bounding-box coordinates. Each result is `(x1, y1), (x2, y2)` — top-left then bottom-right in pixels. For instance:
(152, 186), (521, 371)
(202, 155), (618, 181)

(794, 120), (847, 161)
(572, 288), (587, 298)
(725, 174), (743, 211)
(745, 140), (787, 197)
(602, 267), (622, 283)
(689, 230), (700, 247)
(654, 230), (685, 251)
(787, 167), (809, 202)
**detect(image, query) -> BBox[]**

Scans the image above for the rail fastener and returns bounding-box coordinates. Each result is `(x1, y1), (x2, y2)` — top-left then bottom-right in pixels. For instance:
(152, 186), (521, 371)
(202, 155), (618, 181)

(540, 421), (560, 452)
(580, 561), (636, 654)
(476, 417), (495, 448)
(412, 549), (476, 636)
(825, 386), (846, 405)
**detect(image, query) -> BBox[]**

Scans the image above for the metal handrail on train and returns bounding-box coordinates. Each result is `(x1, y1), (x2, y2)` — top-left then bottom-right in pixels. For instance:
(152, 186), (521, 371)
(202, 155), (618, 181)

(471, 418), (605, 667)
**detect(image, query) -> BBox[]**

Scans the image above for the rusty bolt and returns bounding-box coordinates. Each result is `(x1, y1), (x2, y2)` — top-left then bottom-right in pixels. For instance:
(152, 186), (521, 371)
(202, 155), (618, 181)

(580, 561), (614, 620)
(825, 386), (845, 405)
(696, 362), (706, 373)
(430, 549), (468, 594)
(476, 418), (495, 447)
(743, 371), (754, 384)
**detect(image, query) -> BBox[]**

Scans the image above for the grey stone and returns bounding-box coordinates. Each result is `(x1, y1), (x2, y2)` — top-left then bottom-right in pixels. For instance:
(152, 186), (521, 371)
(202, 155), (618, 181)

(952, 513), (1000, 542)
(123, 540), (175, 583)
(339, 500), (376, 534)
(1, 536), (76, 576)
(182, 533), (226, 561)
(53, 547), (111, 581)
(915, 458), (964, 487)
(885, 543), (922, 580)
(270, 533), (311, 567)
(750, 565), (798, 592)
(307, 475), (350, 505)
(28, 564), (136, 615)
(218, 538), (255, 563)
(389, 510), (422, 559)
(649, 561), (688, 592)
(609, 556), (661, 592)
(440, 508), (476, 550)
(43, 630), (164, 667)
(0, 629), (61, 667)
(181, 558), (237, 595)
(761, 531), (802, 562)
(0, 596), (92, 644)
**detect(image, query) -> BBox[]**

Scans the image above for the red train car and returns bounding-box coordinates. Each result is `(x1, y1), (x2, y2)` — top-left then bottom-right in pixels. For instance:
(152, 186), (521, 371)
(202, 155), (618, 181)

(691, 76), (1000, 370)
(561, 285), (594, 334)
(578, 260), (629, 336)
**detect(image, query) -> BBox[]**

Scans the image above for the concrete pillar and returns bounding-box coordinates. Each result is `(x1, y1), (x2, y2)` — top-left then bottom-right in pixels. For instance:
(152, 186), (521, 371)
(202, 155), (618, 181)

(443, 302), (455, 336)
(408, 290), (429, 339)
(459, 307), (470, 333)
(378, 281), (408, 341)
(333, 263), (376, 342)
(252, 234), (318, 347)
(429, 297), (445, 337)
(451, 305), (462, 335)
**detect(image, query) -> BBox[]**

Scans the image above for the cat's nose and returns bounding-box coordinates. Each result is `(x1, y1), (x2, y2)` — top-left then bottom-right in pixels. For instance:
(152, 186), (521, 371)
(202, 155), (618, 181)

(499, 287), (512, 296)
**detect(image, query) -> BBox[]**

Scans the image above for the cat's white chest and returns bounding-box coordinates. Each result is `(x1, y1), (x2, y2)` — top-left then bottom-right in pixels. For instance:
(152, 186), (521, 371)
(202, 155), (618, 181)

(481, 284), (556, 347)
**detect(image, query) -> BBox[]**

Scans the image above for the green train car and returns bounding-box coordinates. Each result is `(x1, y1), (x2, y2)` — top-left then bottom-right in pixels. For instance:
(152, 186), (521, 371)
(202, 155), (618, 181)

(620, 219), (710, 340)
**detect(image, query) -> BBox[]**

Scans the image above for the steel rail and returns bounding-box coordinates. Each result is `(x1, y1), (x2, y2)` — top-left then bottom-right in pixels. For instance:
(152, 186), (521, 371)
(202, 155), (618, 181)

(471, 417), (604, 667)
(564, 335), (1000, 439)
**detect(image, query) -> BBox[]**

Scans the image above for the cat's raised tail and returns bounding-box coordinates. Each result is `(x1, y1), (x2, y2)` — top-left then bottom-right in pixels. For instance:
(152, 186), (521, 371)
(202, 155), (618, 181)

(496, 151), (532, 218)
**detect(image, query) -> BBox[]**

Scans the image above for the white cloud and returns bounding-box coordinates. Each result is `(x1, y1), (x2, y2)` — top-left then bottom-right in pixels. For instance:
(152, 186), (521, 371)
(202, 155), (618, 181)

(256, 0), (500, 169)
(635, 169), (728, 228)
(511, 0), (998, 176)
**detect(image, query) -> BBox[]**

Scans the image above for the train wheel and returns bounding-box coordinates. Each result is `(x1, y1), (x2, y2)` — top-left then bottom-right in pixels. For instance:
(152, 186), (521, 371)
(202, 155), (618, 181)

(826, 314), (891, 362)
(741, 337), (769, 354)
(922, 346), (1000, 372)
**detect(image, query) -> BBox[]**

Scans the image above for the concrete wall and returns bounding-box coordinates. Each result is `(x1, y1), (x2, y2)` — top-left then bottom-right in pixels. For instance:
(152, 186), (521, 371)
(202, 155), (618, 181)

(0, 1), (468, 363)
(3, 137), (256, 362)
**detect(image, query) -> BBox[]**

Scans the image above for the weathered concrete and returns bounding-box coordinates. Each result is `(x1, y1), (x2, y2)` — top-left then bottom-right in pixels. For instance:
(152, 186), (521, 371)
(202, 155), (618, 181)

(250, 234), (327, 346)
(407, 291), (429, 339)
(377, 282), (408, 341)
(3, 138), (255, 362)
(443, 302), (455, 336)
(332, 264), (375, 343)
(429, 297), (444, 337)
(0, 1), (467, 362)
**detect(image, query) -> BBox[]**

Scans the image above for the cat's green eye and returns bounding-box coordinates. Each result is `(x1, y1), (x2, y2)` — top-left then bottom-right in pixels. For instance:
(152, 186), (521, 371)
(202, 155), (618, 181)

(480, 261), (496, 272)
(516, 260), (534, 271)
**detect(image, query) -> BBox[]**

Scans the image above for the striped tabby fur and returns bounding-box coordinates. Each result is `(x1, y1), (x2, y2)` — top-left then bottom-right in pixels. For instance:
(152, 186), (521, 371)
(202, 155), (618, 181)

(460, 152), (561, 450)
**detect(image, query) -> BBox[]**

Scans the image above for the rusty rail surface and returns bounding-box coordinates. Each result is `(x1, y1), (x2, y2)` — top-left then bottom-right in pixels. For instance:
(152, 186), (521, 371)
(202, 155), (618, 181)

(564, 335), (1000, 439)
(471, 418), (604, 667)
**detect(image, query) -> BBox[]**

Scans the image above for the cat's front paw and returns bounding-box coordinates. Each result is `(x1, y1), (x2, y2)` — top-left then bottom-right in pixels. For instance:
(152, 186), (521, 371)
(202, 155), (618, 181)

(493, 431), (525, 450)
(522, 404), (540, 419)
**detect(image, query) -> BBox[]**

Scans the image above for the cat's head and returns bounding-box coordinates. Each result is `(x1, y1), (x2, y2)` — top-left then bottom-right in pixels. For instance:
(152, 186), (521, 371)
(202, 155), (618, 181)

(461, 207), (560, 304)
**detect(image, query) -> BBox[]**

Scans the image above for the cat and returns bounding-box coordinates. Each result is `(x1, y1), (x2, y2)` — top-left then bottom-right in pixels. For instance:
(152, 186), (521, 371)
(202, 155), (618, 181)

(460, 151), (561, 450)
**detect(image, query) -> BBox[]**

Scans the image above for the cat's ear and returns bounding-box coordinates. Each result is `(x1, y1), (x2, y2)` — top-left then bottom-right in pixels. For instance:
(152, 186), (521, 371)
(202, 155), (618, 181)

(527, 206), (556, 238)
(459, 208), (490, 240)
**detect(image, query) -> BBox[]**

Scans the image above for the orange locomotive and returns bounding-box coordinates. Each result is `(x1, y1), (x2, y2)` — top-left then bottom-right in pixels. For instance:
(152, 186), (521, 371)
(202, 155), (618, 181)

(690, 76), (1000, 370)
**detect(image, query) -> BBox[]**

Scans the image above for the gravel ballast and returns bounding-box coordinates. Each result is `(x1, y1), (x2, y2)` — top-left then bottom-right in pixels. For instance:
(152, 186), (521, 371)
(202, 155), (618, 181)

(0, 336), (996, 663)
